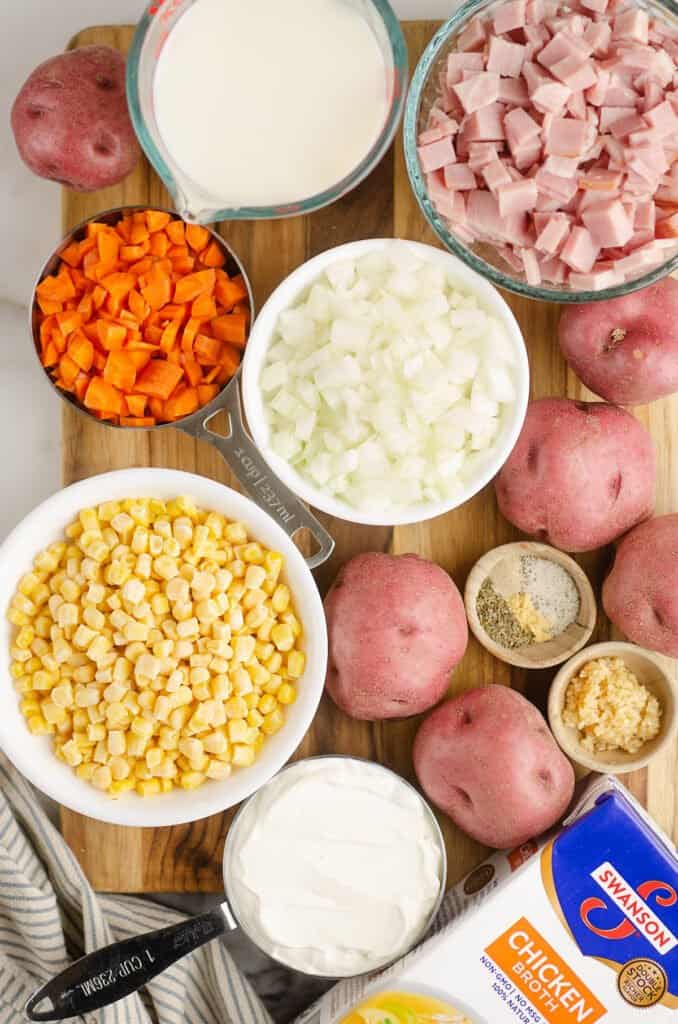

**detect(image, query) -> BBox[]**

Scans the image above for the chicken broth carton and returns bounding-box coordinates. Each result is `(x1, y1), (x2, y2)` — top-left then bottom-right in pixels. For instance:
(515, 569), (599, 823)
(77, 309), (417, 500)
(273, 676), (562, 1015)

(296, 776), (678, 1024)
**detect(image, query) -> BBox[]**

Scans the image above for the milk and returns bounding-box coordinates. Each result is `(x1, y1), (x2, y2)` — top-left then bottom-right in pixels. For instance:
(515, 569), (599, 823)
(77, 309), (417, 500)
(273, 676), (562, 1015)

(153, 0), (389, 209)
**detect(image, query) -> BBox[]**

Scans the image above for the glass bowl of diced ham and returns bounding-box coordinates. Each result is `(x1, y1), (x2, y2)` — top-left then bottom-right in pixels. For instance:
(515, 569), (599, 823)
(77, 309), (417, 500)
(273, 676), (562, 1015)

(404, 0), (678, 300)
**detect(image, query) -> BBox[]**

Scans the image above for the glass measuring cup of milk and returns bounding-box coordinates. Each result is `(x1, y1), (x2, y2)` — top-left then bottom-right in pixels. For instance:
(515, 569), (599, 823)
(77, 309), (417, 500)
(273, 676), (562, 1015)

(126, 0), (408, 224)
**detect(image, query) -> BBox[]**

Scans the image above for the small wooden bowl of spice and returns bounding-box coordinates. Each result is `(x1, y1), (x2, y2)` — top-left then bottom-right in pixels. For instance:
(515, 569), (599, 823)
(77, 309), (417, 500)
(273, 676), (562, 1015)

(465, 542), (596, 669)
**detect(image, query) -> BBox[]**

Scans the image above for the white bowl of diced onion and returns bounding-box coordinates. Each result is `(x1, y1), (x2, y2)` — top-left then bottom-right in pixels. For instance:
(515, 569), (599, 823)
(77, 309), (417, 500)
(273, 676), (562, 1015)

(242, 239), (529, 526)
(0, 468), (327, 827)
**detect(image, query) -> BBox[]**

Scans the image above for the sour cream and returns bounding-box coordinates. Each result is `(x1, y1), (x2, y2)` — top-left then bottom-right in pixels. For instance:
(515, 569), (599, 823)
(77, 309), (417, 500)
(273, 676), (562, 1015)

(152, 0), (389, 209)
(226, 758), (444, 976)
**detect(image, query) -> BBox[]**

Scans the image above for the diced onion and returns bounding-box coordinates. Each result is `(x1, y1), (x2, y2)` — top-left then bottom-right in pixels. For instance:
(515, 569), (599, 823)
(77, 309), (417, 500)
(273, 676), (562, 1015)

(259, 244), (518, 511)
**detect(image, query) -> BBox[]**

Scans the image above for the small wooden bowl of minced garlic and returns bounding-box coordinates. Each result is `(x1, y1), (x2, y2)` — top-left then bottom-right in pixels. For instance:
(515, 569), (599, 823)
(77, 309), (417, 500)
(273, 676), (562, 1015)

(465, 542), (596, 669)
(548, 642), (677, 774)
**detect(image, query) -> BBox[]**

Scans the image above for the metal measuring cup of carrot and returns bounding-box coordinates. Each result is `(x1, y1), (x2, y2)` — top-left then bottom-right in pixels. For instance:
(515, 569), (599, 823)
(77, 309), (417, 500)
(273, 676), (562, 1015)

(30, 205), (334, 570)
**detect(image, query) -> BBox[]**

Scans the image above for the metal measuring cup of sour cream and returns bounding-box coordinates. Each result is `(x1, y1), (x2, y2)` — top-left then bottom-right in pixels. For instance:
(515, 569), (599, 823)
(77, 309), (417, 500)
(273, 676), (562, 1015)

(26, 757), (447, 1021)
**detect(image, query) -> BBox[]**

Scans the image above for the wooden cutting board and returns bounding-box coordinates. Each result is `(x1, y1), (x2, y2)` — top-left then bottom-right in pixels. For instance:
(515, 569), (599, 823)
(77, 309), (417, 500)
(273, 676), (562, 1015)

(60, 23), (678, 892)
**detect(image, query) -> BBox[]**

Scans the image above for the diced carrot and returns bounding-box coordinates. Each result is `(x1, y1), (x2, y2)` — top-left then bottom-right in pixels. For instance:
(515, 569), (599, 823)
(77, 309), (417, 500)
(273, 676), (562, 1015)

(120, 243), (149, 261)
(93, 351), (107, 372)
(173, 269), (215, 304)
(51, 328), (67, 355)
(74, 373), (89, 402)
(134, 360), (184, 400)
(97, 231), (120, 265)
(60, 241), (83, 268)
(160, 320), (180, 353)
(148, 396), (165, 419)
(164, 386), (200, 421)
(220, 345), (241, 380)
(181, 317), (200, 355)
(215, 273), (249, 310)
(86, 222), (108, 238)
(58, 353), (80, 387)
(127, 351), (153, 373)
(149, 232), (169, 257)
(92, 285), (107, 309)
(141, 263), (172, 310)
(185, 224), (210, 253)
(168, 245), (190, 260)
(191, 294), (217, 319)
(77, 293), (93, 321)
(166, 220), (185, 246)
(201, 240), (226, 268)
(120, 416), (156, 427)
(42, 342), (59, 367)
(159, 303), (187, 321)
(166, 347), (182, 365)
(55, 310), (83, 338)
(36, 296), (63, 315)
(194, 333), (222, 364)
(116, 217), (132, 242)
(129, 257), (155, 277)
(40, 315), (56, 344)
(128, 289), (149, 322)
(171, 255), (196, 275)
(210, 312), (248, 348)
(67, 332), (94, 373)
(146, 210), (172, 233)
(130, 221), (150, 245)
(97, 321), (127, 351)
(93, 410), (117, 421)
(36, 268), (76, 303)
(104, 350), (137, 392)
(183, 358), (202, 386)
(100, 272), (136, 302)
(197, 383), (219, 405)
(84, 376), (123, 415)
(126, 394), (147, 417)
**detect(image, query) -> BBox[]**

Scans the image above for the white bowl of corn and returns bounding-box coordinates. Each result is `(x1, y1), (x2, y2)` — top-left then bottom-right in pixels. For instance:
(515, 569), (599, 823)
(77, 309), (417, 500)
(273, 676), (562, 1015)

(0, 468), (327, 826)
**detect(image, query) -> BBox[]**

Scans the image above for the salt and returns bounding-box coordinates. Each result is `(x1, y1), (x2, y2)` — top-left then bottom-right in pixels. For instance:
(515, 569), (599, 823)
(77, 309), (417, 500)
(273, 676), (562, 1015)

(520, 556), (580, 634)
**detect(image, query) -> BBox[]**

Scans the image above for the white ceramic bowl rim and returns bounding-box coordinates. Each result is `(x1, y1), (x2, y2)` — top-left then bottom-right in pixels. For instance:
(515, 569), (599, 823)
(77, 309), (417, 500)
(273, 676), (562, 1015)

(241, 238), (530, 527)
(0, 469), (327, 827)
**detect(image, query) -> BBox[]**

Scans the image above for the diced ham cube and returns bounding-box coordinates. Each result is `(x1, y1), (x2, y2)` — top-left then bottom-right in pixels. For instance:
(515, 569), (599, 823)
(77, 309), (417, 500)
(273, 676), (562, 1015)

(603, 80), (639, 106)
(418, 121), (458, 145)
(453, 72), (501, 114)
(543, 155), (580, 176)
(645, 100), (678, 138)
(633, 199), (656, 231)
(513, 139), (544, 170)
(417, 135), (456, 172)
(581, 0), (608, 12)
(444, 163), (477, 190)
(493, 0), (527, 35)
(568, 268), (619, 289)
(468, 142), (501, 172)
(578, 167), (623, 191)
(599, 106), (632, 132)
(581, 198), (634, 246)
(566, 90), (588, 119)
(465, 102), (507, 141)
(488, 37), (527, 77)
(519, 247), (542, 284)
(586, 69), (611, 106)
(535, 214), (572, 252)
(457, 16), (487, 53)
(609, 112), (646, 138)
(551, 56), (598, 91)
(561, 225), (600, 270)
(482, 158), (513, 194)
(466, 189), (506, 238)
(497, 178), (539, 215)
(657, 212), (678, 238)
(504, 107), (542, 155)
(446, 52), (485, 86)
(544, 116), (592, 156)
(531, 81), (573, 114)
(538, 31), (592, 70)
(583, 20), (612, 55)
(498, 77), (530, 106)
(539, 255), (568, 282)
(526, 0), (545, 24)
(536, 168), (579, 202)
(613, 8), (649, 45)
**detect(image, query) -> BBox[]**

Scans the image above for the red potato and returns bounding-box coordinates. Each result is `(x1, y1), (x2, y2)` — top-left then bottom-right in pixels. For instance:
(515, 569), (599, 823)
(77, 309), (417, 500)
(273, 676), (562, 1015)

(495, 398), (656, 552)
(603, 514), (678, 657)
(324, 552), (468, 720)
(11, 46), (140, 191)
(413, 685), (575, 849)
(558, 279), (678, 406)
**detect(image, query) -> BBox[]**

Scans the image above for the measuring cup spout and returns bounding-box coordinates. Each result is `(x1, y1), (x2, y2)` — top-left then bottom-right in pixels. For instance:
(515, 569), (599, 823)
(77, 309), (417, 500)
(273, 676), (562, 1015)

(24, 905), (237, 1021)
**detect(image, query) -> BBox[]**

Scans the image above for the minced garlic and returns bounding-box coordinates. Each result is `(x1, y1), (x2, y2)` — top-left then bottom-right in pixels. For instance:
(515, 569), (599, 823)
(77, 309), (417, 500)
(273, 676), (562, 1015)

(507, 592), (552, 643)
(563, 656), (662, 755)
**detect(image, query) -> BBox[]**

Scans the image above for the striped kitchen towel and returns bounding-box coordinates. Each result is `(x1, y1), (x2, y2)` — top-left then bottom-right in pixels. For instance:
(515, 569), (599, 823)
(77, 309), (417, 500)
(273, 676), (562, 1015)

(0, 754), (272, 1024)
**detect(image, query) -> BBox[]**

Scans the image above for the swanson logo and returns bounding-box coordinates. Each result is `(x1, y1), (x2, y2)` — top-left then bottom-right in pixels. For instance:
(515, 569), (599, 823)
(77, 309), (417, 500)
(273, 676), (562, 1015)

(580, 862), (678, 956)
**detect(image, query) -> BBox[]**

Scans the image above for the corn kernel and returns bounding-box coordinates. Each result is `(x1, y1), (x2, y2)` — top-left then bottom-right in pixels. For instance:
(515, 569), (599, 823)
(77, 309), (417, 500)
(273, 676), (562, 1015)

(271, 623), (294, 652)
(277, 683), (297, 705)
(232, 744), (255, 768)
(136, 778), (161, 797)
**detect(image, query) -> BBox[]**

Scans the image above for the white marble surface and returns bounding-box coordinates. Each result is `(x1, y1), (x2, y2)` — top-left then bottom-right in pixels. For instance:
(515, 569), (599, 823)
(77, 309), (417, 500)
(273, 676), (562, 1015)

(0, 0), (453, 544)
(1, 3), (451, 1019)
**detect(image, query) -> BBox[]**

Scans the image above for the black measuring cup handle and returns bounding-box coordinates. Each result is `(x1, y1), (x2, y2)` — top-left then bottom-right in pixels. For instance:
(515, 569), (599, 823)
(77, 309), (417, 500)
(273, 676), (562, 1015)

(180, 378), (335, 571)
(25, 907), (233, 1021)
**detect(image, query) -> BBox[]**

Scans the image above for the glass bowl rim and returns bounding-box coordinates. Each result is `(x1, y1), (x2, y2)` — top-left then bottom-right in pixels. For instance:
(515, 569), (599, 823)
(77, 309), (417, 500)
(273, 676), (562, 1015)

(403, 0), (678, 303)
(127, 0), (409, 222)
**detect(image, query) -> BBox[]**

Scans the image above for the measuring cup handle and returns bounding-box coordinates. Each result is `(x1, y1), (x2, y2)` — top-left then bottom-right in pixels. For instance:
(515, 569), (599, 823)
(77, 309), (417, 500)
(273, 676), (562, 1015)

(184, 382), (335, 571)
(24, 909), (230, 1021)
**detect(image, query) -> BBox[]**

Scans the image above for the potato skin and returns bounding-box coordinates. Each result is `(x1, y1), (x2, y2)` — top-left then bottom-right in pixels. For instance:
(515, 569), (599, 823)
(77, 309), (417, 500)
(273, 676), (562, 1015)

(11, 46), (140, 191)
(495, 397), (655, 552)
(558, 279), (678, 405)
(413, 685), (575, 849)
(324, 552), (468, 720)
(603, 514), (678, 657)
